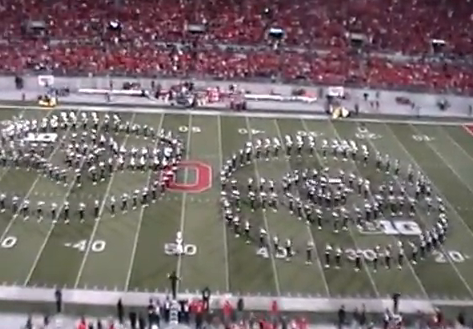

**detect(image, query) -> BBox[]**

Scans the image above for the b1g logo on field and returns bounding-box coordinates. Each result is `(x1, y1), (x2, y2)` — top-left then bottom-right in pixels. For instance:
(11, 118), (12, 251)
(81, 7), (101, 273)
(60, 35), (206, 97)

(360, 219), (422, 236)
(167, 160), (212, 193)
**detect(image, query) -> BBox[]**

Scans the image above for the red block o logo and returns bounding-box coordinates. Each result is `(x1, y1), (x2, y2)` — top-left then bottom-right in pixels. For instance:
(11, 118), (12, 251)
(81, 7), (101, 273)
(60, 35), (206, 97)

(168, 161), (212, 193)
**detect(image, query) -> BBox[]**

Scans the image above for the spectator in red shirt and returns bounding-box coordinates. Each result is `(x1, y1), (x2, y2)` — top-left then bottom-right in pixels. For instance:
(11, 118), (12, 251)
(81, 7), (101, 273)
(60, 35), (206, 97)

(223, 300), (233, 323)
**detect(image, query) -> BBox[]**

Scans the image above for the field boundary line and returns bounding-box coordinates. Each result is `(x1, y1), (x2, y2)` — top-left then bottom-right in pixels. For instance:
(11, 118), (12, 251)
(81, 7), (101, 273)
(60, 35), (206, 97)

(217, 115), (231, 292)
(0, 104), (472, 126)
(385, 123), (473, 297)
(176, 114), (193, 293)
(273, 119), (330, 297)
(0, 285), (444, 313)
(439, 126), (473, 168)
(123, 113), (166, 291)
(73, 113), (138, 288)
(245, 117), (282, 296)
(347, 122), (430, 298)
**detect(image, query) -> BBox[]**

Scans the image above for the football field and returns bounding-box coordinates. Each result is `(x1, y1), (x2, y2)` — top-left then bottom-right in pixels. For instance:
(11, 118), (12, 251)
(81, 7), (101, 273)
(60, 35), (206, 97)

(2, 106), (473, 302)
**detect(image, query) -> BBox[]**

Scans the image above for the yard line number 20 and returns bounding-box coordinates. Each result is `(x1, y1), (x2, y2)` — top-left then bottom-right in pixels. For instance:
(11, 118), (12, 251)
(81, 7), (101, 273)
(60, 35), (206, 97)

(433, 250), (469, 263)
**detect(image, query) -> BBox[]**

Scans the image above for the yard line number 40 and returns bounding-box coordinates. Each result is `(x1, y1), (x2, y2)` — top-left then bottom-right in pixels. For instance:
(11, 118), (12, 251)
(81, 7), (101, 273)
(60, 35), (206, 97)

(65, 240), (107, 253)
(0, 236), (103, 253)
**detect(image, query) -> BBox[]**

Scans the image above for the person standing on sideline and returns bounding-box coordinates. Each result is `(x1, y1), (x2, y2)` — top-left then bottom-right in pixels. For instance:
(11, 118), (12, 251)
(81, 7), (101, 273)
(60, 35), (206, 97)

(168, 271), (180, 299)
(117, 299), (124, 324)
(54, 289), (62, 313)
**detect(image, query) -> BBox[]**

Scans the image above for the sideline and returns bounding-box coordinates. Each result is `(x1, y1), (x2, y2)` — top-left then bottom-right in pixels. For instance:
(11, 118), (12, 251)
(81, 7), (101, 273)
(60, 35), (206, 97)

(0, 104), (472, 126)
(0, 285), (444, 313)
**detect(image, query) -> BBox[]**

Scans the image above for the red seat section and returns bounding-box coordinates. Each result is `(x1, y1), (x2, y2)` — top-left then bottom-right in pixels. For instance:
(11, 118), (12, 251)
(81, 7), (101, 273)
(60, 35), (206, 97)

(1, 0), (472, 53)
(0, 0), (472, 94)
(1, 44), (473, 94)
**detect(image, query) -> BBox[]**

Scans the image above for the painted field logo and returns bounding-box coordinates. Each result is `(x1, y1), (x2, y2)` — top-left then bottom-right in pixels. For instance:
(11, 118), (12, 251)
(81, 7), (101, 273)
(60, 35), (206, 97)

(168, 161), (212, 193)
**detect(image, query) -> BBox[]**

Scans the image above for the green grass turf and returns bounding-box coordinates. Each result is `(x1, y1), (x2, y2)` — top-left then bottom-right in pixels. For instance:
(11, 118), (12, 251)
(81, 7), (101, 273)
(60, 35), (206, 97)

(1, 108), (473, 299)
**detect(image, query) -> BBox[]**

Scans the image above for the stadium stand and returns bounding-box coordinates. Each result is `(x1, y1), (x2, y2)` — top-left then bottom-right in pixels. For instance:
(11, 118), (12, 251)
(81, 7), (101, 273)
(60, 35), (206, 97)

(0, 43), (473, 95)
(1, 0), (473, 54)
(0, 0), (472, 94)
(0, 0), (472, 92)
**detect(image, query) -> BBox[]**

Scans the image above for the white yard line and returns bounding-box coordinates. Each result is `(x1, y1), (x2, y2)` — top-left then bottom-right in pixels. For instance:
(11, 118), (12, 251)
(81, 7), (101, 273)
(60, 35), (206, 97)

(123, 113), (165, 291)
(1, 109), (77, 279)
(24, 110), (110, 286)
(323, 120), (384, 297)
(176, 114), (193, 293)
(409, 123), (473, 243)
(73, 112), (138, 288)
(308, 120), (381, 297)
(385, 123), (473, 297)
(273, 119), (330, 297)
(24, 162), (84, 285)
(245, 116), (282, 296)
(217, 115), (231, 292)
(346, 122), (430, 298)
(439, 126), (473, 166)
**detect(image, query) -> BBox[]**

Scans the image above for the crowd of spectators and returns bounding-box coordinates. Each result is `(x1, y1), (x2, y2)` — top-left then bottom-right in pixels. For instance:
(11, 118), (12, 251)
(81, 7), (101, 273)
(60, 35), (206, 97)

(2, 43), (473, 95)
(2, 0), (473, 54)
(23, 298), (470, 329)
(0, 0), (473, 94)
